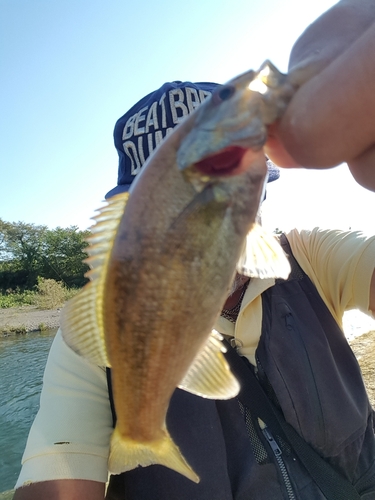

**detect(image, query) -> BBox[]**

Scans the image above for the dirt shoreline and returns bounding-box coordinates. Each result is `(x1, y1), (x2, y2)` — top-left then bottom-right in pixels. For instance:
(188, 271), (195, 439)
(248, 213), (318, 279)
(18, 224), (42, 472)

(348, 329), (375, 406)
(0, 306), (61, 335)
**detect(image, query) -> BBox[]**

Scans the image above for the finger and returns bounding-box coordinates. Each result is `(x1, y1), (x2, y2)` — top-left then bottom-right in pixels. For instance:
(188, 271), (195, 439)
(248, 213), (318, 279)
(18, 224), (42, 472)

(348, 146), (375, 191)
(288, 0), (375, 73)
(278, 24), (375, 169)
(264, 124), (301, 168)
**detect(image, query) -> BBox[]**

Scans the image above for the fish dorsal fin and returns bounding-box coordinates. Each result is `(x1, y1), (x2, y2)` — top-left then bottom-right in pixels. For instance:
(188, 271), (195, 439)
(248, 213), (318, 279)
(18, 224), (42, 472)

(60, 193), (129, 366)
(178, 330), (240, 399)
(237, 223), (291, 279)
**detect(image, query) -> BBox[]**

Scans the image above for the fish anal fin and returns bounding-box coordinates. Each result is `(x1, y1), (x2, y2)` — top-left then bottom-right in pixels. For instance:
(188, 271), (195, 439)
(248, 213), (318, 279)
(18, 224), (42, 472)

(109, 427), (199, 483)
(237, 224), (290, 279)
(178, 330), (240, 399)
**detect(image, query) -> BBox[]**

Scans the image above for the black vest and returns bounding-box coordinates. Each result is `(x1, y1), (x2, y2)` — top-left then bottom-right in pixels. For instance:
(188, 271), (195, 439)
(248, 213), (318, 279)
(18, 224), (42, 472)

(106, 236), (375, 500)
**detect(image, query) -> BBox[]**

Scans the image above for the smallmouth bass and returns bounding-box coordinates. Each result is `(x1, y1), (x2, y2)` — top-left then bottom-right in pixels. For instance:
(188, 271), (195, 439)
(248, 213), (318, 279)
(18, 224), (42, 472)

(61, 61), (294, 483)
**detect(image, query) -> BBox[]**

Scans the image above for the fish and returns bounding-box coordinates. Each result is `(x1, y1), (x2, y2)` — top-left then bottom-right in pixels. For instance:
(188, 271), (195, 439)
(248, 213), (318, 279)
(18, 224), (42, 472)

(60, 61), (294, 483)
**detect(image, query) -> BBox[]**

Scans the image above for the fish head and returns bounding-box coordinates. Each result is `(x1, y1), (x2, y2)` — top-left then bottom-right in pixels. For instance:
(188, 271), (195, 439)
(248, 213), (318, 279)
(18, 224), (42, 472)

(177, 61), (295, 189)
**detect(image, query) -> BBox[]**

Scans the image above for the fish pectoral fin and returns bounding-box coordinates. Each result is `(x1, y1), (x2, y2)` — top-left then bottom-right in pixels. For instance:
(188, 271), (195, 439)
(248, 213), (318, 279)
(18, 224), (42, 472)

(108, 427), (199, 483)
(178, 330), (240, 399)
(237, 224), (291, 279)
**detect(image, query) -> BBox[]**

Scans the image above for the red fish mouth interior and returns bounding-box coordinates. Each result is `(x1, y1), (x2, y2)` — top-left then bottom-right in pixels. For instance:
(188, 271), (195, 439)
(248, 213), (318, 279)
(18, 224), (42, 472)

(193, 146), (247, 176)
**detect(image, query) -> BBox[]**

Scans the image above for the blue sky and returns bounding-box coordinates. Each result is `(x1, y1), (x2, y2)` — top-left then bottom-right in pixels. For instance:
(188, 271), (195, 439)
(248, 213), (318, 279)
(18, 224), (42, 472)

(1, 0), (373, 233)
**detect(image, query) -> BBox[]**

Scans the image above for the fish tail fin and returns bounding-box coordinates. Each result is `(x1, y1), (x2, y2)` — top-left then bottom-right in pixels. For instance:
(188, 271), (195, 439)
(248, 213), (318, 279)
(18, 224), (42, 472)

(108, 427), (200, 483)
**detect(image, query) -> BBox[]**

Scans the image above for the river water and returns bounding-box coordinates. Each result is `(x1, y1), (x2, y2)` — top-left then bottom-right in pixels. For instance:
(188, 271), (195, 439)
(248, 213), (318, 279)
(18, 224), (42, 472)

(0, 329), (57, 493)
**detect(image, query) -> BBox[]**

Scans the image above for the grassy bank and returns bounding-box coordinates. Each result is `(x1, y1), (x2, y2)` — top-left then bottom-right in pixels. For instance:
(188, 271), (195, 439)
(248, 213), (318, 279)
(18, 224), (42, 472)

(0, 278), (78, 310)
(0, 279), (80, 336)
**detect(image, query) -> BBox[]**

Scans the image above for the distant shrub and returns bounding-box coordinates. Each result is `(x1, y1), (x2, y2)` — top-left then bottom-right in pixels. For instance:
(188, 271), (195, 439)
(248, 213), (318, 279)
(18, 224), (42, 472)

(0, 290), (36, 308)
(0, 279), (80, 309)
(35, 278), (66, 309)
(63, 287), (80, 301)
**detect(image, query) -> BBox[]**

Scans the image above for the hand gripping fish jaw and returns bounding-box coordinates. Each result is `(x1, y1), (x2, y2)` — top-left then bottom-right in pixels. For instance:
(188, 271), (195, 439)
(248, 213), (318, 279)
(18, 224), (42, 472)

(177, 60), (297, 184)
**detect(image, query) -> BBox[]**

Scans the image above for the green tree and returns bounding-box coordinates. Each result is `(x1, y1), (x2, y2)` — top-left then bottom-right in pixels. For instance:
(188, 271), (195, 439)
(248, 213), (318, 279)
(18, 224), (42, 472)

(0, 219), (90, 290)
(0, 219), (48, 288)
(42, 226), (90, 287)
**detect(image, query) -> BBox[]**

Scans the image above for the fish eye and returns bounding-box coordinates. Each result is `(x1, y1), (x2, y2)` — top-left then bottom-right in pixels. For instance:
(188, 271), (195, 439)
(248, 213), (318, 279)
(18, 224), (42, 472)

(213, 85), (235, 103)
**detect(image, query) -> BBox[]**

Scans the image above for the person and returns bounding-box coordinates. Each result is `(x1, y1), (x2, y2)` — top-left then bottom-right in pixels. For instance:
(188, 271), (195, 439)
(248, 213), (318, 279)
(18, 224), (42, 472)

(13, 78), (375, 500)
(266, 0), (375, 191)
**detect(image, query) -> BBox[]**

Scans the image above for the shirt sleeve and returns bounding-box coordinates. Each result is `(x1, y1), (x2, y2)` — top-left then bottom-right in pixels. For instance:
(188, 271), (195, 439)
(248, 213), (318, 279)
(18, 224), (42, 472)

(15, 329), (113, 488)
(286, 228), (375, 327)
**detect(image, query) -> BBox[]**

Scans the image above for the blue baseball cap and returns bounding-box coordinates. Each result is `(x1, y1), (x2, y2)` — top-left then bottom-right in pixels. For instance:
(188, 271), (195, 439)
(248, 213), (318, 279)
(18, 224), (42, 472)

(105, 80), (280, 199)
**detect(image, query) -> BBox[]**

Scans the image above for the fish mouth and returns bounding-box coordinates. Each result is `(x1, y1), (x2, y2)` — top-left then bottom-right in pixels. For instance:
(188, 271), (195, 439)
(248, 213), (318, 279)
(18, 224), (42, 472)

(193, 146), (247, 176)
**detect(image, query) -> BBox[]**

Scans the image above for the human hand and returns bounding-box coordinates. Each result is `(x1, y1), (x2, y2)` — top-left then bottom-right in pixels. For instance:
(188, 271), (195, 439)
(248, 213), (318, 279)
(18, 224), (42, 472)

(265, 0), (375, 191)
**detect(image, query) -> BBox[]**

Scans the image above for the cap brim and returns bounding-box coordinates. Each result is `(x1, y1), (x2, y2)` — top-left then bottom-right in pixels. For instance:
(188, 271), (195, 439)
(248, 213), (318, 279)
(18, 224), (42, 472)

(266, 159), (280, 183)
(105, 184), (132, 199)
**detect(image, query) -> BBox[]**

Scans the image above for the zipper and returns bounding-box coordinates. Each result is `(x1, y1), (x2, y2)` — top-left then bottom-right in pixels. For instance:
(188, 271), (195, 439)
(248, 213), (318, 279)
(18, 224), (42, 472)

(262, 426), (296, 500)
